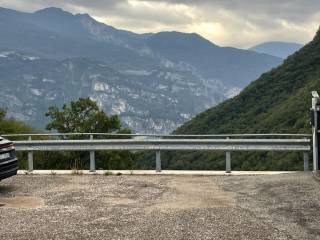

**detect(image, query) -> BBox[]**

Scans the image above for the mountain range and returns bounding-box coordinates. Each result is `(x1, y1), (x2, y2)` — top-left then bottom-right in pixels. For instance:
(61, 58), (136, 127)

(0, 7), (283, 133)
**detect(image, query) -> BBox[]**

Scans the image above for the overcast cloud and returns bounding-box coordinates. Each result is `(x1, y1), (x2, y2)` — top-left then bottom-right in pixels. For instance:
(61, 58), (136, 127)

(0, 0), (319, 48)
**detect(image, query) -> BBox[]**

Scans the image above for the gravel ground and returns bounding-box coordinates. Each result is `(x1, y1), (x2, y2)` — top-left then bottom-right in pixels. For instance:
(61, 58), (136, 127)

(0, 172), (319, 240)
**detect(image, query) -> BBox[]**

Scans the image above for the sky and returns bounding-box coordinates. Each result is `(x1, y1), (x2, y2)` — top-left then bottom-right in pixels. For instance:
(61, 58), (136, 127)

(0, 0), (320, 48)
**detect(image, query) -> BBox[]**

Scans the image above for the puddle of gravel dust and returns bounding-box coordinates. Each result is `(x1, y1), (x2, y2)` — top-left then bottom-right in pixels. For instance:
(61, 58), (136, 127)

(152, 177), (236, 210)
(0, 196), (44, 209)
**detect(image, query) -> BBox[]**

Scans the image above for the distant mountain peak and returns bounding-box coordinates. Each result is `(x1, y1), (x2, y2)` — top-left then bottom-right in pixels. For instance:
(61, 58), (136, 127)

(150, 31), (220, 49)
(76, 13), (92, 19)
(155, 31), (200, 37)
(249, 41), (303, 59)
(34, 7), (73, 17)
(155, 31), (216, 42)
(75, 13), (99, 24)
(35, 7), (64, 13)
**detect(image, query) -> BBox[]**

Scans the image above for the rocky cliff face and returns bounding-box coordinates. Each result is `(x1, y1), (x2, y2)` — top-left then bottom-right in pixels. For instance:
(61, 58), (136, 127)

(0, 50), (229, 133)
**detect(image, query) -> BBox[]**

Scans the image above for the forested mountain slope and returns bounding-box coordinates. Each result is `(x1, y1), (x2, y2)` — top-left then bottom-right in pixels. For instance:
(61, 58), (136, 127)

(177, 29), (320, 135)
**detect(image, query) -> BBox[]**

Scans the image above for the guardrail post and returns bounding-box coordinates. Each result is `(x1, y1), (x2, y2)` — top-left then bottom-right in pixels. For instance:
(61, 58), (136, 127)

(156, 150), (161, 172)
(225, 137), (231, 173)
(226, 152), (231, 173)
(303, 152), (309, 171)
(27, 136), (33, 172)
(89, 135), (96, 172)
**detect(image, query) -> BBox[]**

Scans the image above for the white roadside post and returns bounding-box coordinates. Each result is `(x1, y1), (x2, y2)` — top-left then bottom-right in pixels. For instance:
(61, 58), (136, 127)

(312, 91), (319, 172)
(156, 150), (161, 172)
(27, 135), (33, 172)
(89, 134), (96, 172)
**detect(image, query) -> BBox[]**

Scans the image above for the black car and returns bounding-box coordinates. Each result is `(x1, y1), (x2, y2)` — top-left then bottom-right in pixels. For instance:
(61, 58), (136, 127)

(0, 136), (18, 181)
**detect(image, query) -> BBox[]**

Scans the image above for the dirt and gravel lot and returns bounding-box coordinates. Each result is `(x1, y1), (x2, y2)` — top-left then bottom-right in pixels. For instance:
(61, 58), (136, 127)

(0, 172), (320, 240)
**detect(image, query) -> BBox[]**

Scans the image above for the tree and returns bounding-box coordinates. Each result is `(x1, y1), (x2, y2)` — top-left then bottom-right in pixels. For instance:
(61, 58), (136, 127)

(45, 98), (125, 134)
(45, 98), (133, 170)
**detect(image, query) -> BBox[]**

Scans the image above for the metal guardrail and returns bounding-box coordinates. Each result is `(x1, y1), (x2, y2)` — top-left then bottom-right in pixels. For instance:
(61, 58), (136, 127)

(14, 139), (310, 151)
(2, 133), (312, 138)
(3, 133), (311, 173)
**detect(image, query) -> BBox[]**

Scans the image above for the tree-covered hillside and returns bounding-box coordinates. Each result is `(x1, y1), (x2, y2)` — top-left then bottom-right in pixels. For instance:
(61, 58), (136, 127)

(137, 28), (320, 171)
(177, 29), (320, 135)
